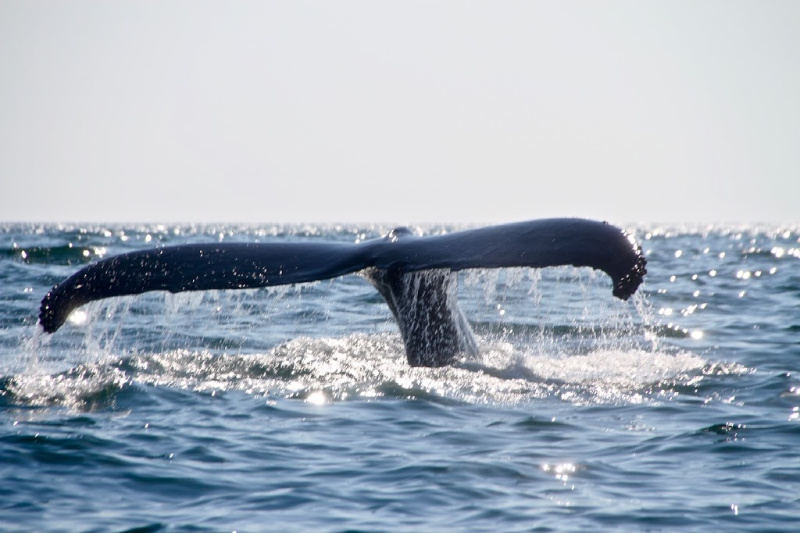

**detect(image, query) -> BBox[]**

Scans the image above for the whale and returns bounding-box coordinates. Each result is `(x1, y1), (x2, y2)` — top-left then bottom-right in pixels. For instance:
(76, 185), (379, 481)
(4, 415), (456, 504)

(39, 218), (646, 367)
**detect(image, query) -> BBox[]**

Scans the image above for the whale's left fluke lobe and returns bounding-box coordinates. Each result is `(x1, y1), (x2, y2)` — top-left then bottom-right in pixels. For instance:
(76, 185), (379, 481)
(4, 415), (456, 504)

(38, 241), (372, 333)
(39, 218), (646, 366)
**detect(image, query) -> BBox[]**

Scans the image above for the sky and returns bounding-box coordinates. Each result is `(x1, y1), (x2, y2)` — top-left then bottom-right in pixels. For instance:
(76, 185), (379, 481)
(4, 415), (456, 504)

(1, 0), (798, 225)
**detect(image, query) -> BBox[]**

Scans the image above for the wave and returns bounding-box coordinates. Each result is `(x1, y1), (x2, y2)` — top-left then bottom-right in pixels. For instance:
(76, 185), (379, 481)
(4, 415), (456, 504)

(0, 244), (108, 265)
(1, 333), (746, 411)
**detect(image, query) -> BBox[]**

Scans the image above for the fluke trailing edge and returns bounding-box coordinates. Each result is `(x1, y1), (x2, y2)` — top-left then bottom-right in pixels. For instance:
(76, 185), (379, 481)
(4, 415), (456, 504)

(39, 218), (647, 367)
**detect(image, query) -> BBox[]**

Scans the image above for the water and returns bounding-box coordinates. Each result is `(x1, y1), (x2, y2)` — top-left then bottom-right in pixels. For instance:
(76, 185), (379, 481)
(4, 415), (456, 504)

(1, 222), (799, 532)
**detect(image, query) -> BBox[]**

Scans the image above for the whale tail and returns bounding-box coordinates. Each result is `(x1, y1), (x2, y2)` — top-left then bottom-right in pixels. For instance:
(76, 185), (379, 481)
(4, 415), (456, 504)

(39, 218), (646, 367)
(364, 267), (478, 367)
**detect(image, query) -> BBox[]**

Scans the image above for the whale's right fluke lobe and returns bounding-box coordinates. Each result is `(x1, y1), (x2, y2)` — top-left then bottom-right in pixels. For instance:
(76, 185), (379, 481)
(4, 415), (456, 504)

(39, 217), (646, 365)
(370, 218), (647, 300)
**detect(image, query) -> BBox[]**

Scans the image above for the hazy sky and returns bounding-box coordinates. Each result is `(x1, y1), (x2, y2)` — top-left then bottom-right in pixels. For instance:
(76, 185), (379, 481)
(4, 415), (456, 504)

(1, 1), (798, 224)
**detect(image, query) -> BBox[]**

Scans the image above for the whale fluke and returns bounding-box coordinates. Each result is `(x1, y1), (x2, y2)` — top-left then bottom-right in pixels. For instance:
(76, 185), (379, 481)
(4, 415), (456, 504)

(39, 218), (646, 366)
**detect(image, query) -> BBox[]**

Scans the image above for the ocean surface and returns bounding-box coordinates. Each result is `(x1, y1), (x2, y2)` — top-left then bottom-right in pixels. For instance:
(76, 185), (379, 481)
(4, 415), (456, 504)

(1, 221), (798, 532)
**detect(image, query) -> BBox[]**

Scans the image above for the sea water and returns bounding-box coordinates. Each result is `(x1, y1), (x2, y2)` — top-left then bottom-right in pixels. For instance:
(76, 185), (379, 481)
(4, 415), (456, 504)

(1, 222), (798, 532)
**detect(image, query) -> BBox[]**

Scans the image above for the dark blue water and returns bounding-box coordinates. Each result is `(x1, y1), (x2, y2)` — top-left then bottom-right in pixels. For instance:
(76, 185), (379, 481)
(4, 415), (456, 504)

(1, 222), (799, 532)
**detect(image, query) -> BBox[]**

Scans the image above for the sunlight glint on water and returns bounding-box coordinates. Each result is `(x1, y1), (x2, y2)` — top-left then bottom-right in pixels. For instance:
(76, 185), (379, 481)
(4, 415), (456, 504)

(1, 222), (797, 532)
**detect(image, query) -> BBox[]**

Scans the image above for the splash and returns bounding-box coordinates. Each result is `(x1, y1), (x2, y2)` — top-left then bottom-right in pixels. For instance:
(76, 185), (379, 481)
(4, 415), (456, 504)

(3, 332), (746, 411)
(4, 362), (129, 411)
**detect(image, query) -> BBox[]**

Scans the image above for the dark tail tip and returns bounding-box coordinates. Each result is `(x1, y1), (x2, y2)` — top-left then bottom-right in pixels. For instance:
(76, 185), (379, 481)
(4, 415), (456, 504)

(612, 248), (647, 301)
(39, 289), (64, 333)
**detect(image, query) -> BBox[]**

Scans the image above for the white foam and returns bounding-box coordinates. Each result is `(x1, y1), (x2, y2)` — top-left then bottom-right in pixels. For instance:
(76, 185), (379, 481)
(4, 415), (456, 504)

(7, 323), (743, 410)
